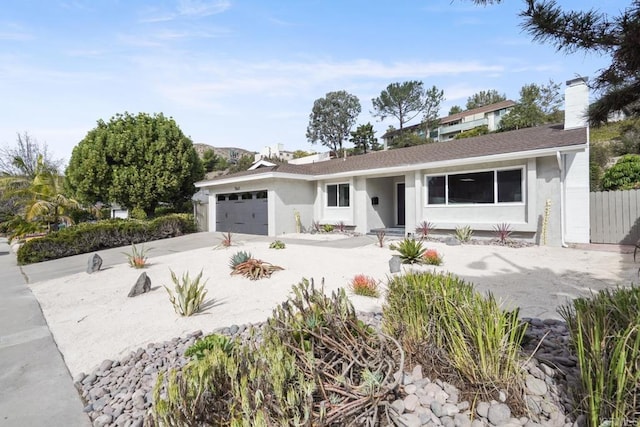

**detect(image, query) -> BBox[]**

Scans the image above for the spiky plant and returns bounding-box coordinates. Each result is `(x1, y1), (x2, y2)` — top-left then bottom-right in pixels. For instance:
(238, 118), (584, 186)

(123, 243), (149, 269)
(348, 274), (380, 298)
(415, 220), (435, 240)
(231, 258), (283, 280)
(392, 237), (426, 264)
(229, 250), (252, 269)
(493, 223), (513, 245)
(269, 240), (286, 249)
(164, 269), (208, 316)
(455, 225), (473, 243)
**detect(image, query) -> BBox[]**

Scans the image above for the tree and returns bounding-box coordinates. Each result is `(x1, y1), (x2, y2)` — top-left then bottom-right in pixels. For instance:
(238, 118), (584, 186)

(292, 150), (315, 159)
(465, 89), (507, 110)
(372, 81), (432, 130)
(0, 132), (63, 178)
(499, 83), (547, 131)
(422, 86), (445, 135)
(448, 105), (463, 115)
(306, 91), (361, 154)
(602, 154), (640, 190)
(349, 123), (381, 154)
(390, 132), (429, 149)
(201, 149), (226, 173)
(227, 155), (255, 174)
(469, 1), (640, 125)
(65, 112), (204, 216)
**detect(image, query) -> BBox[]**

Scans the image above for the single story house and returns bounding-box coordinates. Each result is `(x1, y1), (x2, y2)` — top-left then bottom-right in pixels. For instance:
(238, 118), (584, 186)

(195, 78), (590, 246)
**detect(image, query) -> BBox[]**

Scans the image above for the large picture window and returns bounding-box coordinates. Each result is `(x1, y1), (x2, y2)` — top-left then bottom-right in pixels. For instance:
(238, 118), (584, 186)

(327, 183), (350, 207)
(426, 168), (523, 205)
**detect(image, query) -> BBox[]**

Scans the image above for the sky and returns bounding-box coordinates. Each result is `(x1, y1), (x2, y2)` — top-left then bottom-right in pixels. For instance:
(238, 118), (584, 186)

(0, 0), (629, 166)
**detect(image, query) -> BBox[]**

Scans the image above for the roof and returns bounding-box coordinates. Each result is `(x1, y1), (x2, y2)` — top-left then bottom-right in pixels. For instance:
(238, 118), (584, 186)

(196, 124), (587, 186)
(381, 100), (516, 139)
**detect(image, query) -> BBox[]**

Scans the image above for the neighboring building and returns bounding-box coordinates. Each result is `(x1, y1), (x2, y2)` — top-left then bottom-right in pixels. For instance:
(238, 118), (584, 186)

(254, 143), (295, 162)
(381, 100), (516, 147)
(195, 78), (589, 246)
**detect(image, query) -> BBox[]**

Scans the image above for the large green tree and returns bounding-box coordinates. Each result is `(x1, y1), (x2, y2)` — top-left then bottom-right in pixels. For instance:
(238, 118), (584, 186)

(602, 154), (640, 190)
(65, 112), (204, 215)
(470, 0), (640, 125)
(306, 91), (361, 154)
(349, 123), (381, 154)
(465, 89), (507, 110)
(499, 81), (561, 131)
(372, 81), (441, 130)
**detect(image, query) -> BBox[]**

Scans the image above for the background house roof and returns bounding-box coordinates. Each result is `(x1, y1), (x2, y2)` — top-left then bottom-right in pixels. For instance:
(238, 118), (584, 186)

(198, 123), (587, 184)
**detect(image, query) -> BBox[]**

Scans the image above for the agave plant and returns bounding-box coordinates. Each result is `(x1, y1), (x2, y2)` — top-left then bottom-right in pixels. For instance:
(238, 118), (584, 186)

(231, 258), (283, 280)
(164, 269), (208, 316)
(391, 238), (426, 264)
(123, 243), (150, 268)
(229, 250), (252, 269)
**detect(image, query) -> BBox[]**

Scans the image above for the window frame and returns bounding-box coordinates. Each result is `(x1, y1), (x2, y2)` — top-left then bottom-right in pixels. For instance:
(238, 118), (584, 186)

(424, 166), (524, 207)
(326, 182), (350, 208)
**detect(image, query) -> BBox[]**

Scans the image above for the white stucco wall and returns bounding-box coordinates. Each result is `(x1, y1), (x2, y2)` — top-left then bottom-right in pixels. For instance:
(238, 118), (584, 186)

(316, 178), (355, 225)
(365, 177), (395, 230)
(272, 179), (315, 235)
(563, 150), (590, 243)
(536, 156), (562, 246)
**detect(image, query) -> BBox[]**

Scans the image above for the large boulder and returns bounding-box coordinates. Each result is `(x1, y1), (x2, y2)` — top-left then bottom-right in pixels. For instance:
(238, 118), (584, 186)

(128, 272), (151, 297)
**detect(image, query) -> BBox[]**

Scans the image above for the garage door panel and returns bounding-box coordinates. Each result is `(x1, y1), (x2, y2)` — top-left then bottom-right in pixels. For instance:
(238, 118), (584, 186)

(215, 191), (268, 235)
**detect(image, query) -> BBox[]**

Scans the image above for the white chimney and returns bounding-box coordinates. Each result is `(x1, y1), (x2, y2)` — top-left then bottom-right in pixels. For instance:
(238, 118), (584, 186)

(564, 77), (589, 130)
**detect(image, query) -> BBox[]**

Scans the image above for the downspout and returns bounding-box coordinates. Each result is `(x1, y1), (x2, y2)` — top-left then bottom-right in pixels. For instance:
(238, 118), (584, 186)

(556, 151), (568, 248)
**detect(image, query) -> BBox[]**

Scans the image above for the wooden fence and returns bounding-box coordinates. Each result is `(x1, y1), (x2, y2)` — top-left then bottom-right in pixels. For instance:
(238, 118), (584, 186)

(590, 189), (640, 244)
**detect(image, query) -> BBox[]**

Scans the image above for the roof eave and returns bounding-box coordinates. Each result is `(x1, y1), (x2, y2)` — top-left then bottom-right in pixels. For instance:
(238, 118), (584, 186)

(195, 171), (314, 187)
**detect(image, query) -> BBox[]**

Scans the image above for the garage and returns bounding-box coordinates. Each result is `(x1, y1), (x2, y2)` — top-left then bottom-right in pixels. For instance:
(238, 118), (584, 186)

(216, 190), (268, 235)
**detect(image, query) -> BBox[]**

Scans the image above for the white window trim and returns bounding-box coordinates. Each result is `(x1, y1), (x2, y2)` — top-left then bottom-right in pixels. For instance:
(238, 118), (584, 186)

(326, 182), (350, 208)
(424, 166), (525, 207)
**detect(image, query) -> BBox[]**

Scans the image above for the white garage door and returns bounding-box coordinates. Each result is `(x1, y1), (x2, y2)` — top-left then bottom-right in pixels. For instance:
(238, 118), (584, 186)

(216, 190), (268, 235)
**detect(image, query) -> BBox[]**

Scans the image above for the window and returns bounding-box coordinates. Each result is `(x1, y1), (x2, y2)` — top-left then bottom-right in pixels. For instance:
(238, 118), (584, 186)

(426, 168), (523, 205)
(327, 183), (349, 207)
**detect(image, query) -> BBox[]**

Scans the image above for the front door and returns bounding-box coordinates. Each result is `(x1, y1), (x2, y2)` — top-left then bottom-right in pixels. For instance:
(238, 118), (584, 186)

(396, 183), (405, 226)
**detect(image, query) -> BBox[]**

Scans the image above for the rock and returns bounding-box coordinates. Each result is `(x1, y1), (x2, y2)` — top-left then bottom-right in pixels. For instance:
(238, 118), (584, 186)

(92, 414), (112, 427)
(391, 399), (405, 414)
(442, 403), (460, 417)
(487, 403), (511, 425)
(442, 416), (456, 427)
(389, 255), (402, 273)
(526, 375), (548, 396)
(404, 384), (417, 395)
(498, 390), (507, 403)
(128, 273), (151, 297)
(404, 394), (420, 412)
(476, 401), (490, 418)
(431, 400), (444, 418)
(455, 413), (472, 427)
(87, 253), (103, 274)
(399, 413), (422, 427)
(411, 364), (423, 381)
(445, 236), (461, 246)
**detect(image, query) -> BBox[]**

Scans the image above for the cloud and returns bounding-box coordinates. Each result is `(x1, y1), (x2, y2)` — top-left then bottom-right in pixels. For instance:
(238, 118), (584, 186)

(0, 22), (33, 41)
(140, 0), (231, 23)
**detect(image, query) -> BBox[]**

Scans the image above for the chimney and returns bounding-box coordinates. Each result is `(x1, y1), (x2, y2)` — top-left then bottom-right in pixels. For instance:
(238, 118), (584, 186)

(564, 77), (589, 130)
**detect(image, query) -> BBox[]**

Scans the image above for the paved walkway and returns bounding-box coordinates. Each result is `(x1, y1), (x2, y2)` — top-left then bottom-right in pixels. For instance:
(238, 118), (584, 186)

(0, 231), (376, 426)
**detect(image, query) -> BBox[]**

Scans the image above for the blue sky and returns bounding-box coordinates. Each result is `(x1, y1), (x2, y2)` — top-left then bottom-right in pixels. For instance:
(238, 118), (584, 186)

(0, 0), (627, 165)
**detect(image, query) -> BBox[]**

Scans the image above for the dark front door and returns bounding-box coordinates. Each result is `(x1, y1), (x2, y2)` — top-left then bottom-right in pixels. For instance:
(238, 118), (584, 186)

(397, 183), (405, 226)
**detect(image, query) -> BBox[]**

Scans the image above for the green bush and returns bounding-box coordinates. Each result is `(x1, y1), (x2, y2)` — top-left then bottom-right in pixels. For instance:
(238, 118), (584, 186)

(559, 286), (640, 427)
(184, 334), (235, 361)
(16, 214), (195, 264)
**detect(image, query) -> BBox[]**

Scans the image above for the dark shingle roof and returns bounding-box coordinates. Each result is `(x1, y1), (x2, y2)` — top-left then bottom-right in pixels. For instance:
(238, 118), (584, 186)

(199, 124), (586, 184)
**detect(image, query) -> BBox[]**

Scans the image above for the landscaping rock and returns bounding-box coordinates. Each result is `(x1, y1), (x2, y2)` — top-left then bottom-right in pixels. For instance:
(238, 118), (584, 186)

(389, 255), (401, 273)
(87, 254), (102, 274)
(487, 403), (511, 425)
(127, 273), (151, 297)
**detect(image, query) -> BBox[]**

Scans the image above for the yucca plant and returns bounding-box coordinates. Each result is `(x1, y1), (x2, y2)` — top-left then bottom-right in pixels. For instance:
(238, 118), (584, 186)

(164, 269), (208, 316)
(415, 220), (435, 240)
(455, 225), (473, 243)
(493, 223), (513, 245)
(229, 250), (252, 269)
(348, 274), (380, 298)
(391, 237), (426, 264)
(123, 243), (150, 268)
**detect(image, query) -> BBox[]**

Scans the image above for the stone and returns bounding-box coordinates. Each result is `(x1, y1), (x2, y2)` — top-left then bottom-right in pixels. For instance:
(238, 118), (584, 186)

(399, 413), (422, 427)
(389, 255), (401, 273)
(411, 364), (423, 381)
(87, 253), (103, 274)
(442, 416), (456, 427)
(487, 403), (511, 426)
(431, 400), (444, 418)
(92, 414), (113, 427)
(476, 401), (490, 419)
(526, 375), (548, 396)
(391, 399), (405, 414)
(454, 413), (472, 427)
(445, 236), (461, 246)
(442, 403), (460, 416)
(404, 384), (417, 395)
(403, 393), (419, 412)
(128, 273), (151, 297)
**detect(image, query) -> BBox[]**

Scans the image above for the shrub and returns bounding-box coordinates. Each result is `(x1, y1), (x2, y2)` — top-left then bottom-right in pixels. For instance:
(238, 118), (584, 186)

(376, 230), (386, 248)
(184, 334), (235, 361)
(269, 240), (286, 249)
(219, 231), (232, 247)
(335, 221), (346, 233)
(415, 220), (435, 240)
(231, 258), (283, 280)
(422, 249), (443, 265)
(228, 250), (252, 269)
(348, 274), (380, 298)
(455, 225), (473, 243)
(16, 214), (195, 264)
(322, 223), (334, 233)
(390, 238), (426, 264)
(129, 206), (148, 220)
(152, 279), (403, 426)
(164, 269), (208, 316)
(558, 287), (640, 426)
(493, 223), (513, 245)
(383, 272), (527, 395)
(123, 243), (149, 268)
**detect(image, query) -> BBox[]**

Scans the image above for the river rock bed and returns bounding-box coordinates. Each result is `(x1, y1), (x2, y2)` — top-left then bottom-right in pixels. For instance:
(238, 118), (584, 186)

(75, 314), (582, 427)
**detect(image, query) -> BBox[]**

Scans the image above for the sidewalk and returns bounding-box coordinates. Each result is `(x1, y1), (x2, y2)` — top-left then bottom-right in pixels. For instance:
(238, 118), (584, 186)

(0, 236), (91, 427)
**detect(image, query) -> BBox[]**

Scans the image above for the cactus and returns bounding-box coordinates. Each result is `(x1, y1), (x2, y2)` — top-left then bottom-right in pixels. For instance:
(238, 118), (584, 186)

(229, 250), (252, 269)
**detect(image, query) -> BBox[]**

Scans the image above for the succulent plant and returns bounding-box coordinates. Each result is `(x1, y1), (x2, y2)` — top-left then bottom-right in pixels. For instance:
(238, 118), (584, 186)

(229, 250), (252, 270)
